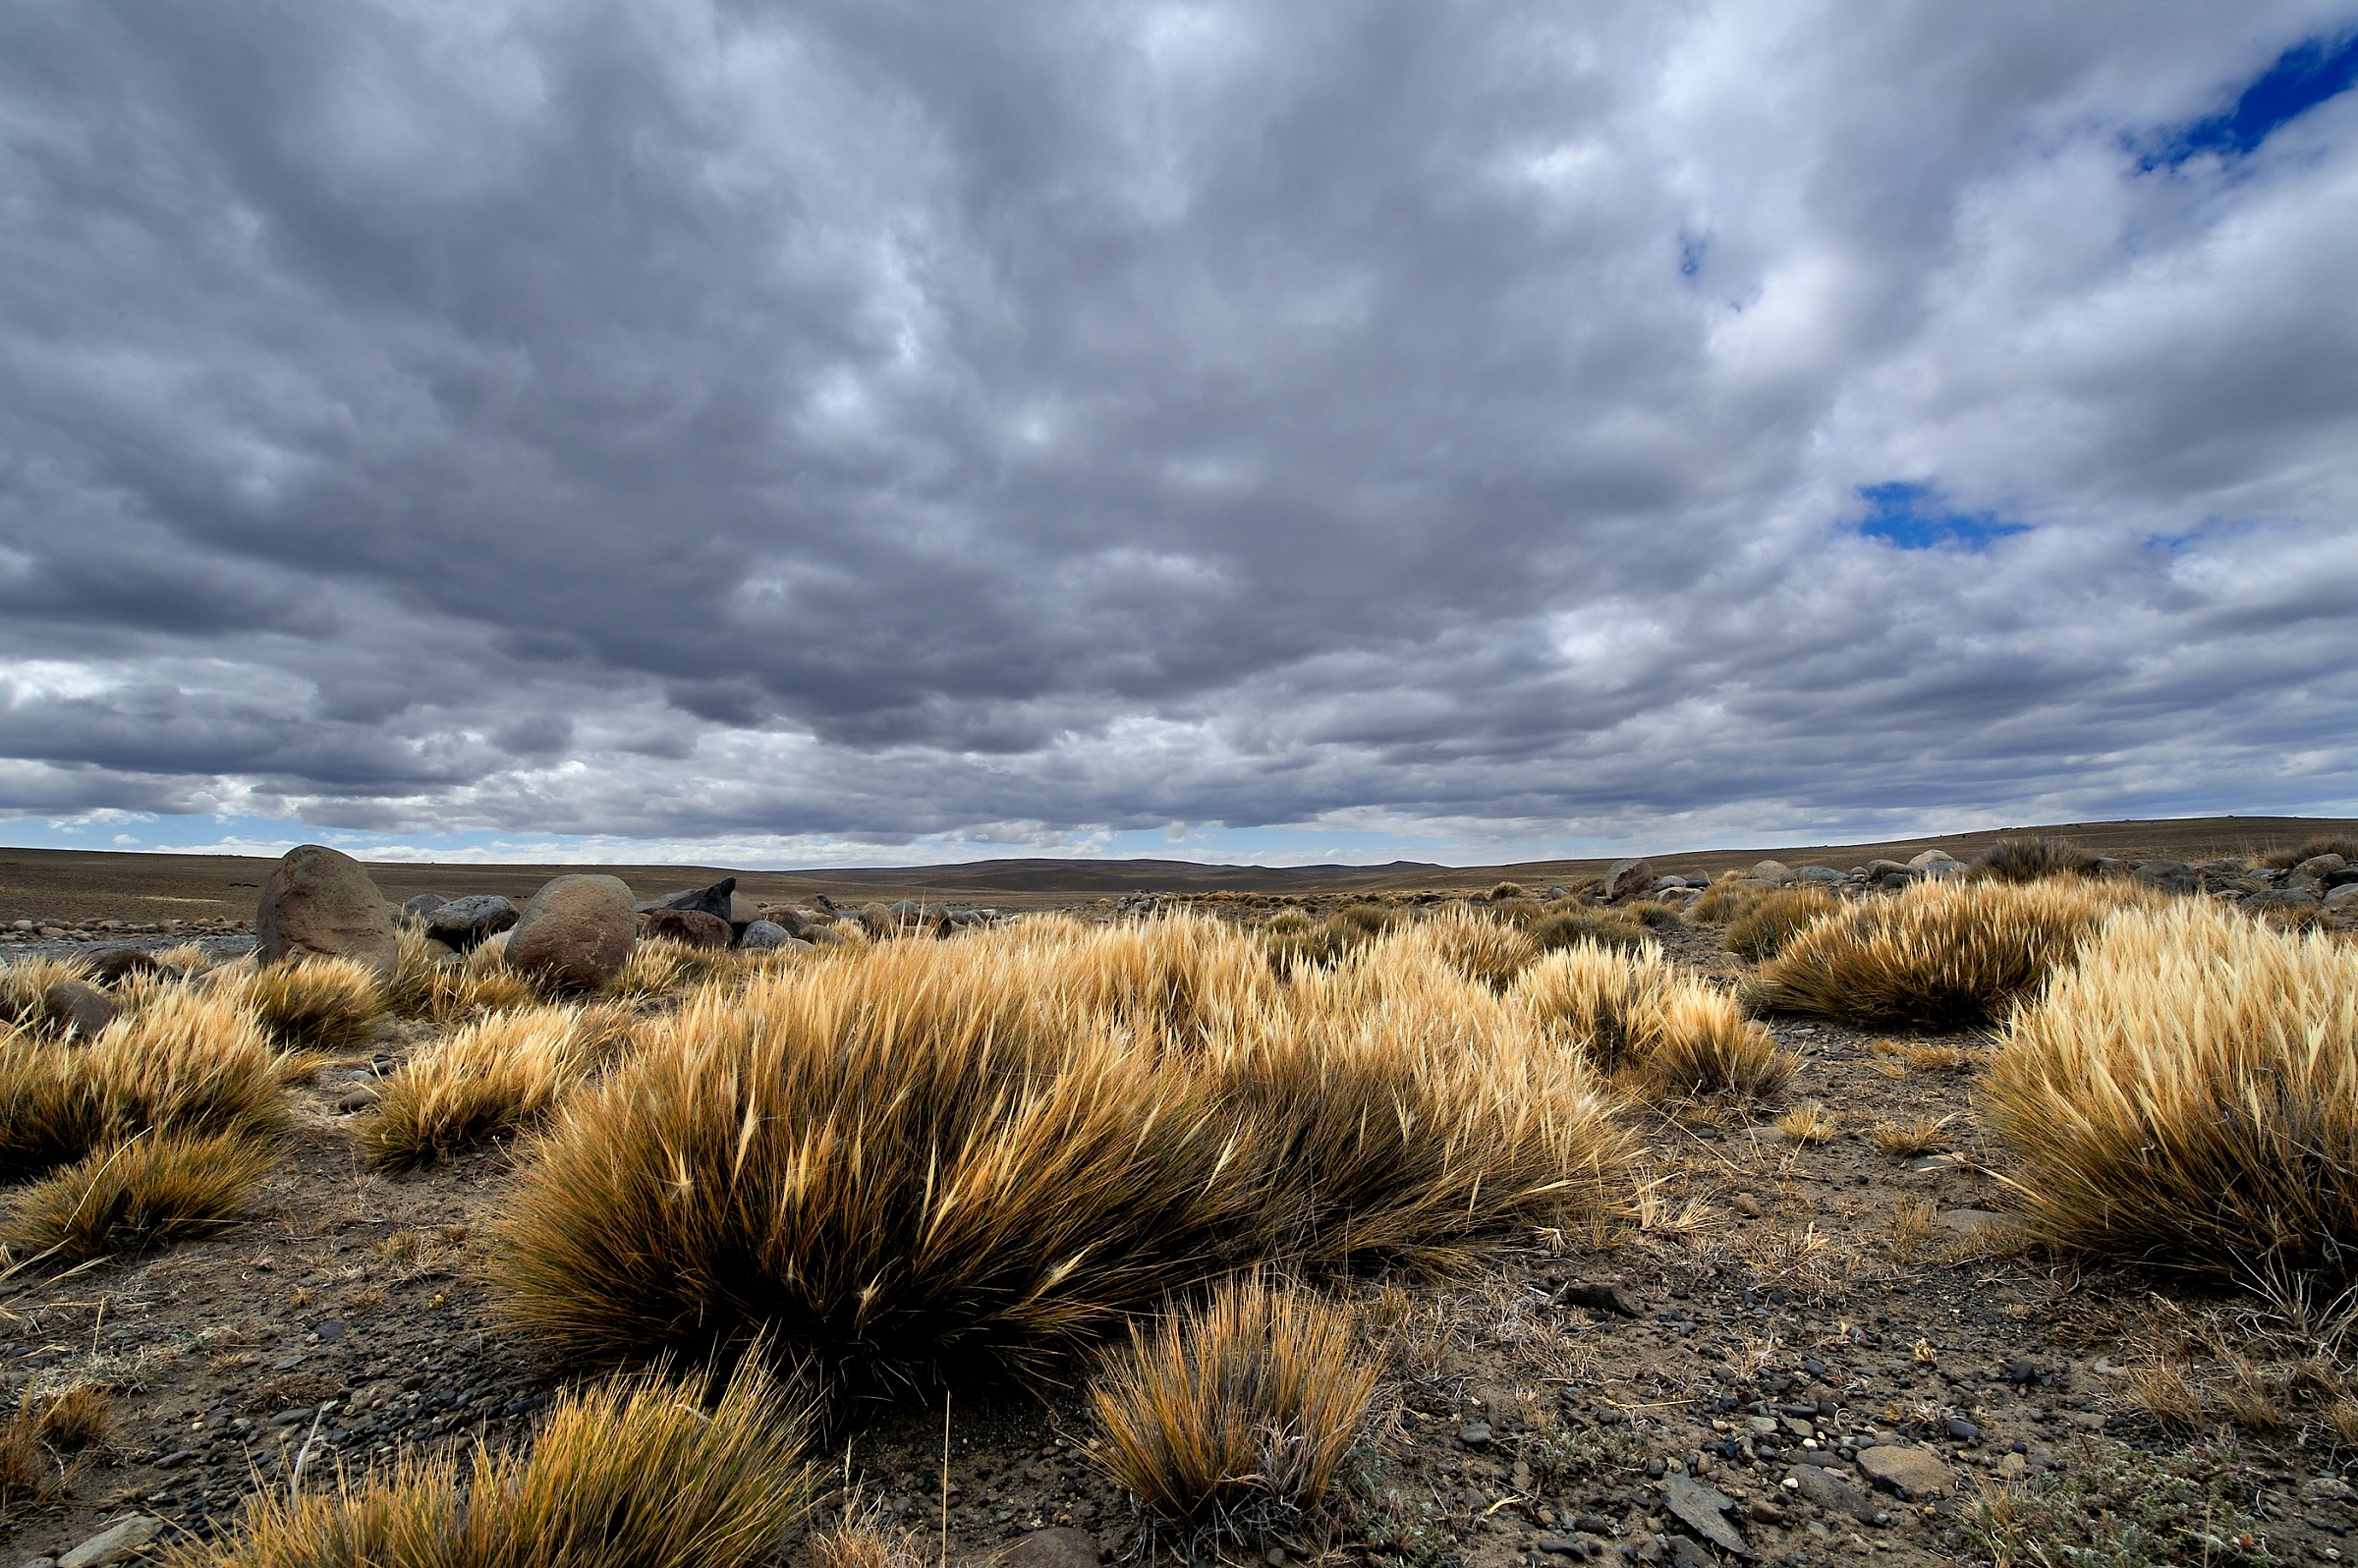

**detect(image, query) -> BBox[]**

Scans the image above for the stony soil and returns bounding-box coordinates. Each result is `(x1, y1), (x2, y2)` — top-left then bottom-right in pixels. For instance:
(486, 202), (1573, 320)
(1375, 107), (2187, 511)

(4, 907), (2354, 1568)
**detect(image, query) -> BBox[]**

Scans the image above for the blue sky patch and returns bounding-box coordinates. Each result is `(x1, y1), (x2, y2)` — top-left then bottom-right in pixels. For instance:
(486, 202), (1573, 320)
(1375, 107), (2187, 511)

(2148, 29), (2358, 167)
(1855, 481), (2030, 551)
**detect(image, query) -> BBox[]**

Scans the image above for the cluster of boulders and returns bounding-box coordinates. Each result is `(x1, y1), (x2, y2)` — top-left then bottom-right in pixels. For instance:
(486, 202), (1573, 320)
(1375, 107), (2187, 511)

(242, 847), (1016, 993)
(4, 914), (249, 944)
(2170, 852), (2358, 913)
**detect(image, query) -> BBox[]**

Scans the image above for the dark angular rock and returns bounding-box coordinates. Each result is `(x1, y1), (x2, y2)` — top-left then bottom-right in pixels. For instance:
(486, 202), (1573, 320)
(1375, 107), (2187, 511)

(645, 876), (736, 923)
(400, 893), (449, 922)
(2130, 859), (2198, 895)
(424, 894), (519, 951)
(1660, 1471), (1747, 1556)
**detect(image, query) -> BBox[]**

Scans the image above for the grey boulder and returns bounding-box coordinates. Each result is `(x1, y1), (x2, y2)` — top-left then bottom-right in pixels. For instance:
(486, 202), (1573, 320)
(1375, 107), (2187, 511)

(1603, 858), (1655, 900)
(643, 876), (736, 923)
(424, 894), (520, 951)
(2131, 859), (2198, 895)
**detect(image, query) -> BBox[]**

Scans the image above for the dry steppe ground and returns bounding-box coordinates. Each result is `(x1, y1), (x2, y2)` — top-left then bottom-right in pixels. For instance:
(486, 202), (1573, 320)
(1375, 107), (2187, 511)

(3, 824), (2356, 1568)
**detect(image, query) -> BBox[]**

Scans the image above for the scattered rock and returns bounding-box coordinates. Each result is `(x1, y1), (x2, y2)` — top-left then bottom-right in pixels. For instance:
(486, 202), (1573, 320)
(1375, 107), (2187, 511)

(336, 1086), (380, 1114)
(1750, 860), (1792, 886)
(2131, 859), (2198, 895)
(2249, 887), (2320, 911)
(42, 980), (117, 1039)
(738, 920), (803, 952)
(2293, 854), (2348, 883)
(84, 945), (167, 984)
(643, 876), (736, 924)
(1907, 849), (1962, 877)
(643, 908), (731, 949)
(254, 845), (401, 980)
(993, 1527), (1102, 1568)
(1792, 866), (1845, 885)
(1788, 1464), (1879, 1523)
(2325, 883), (2358, 910)
(1604, 859), (1655, 901)
(1937, 1207), (2008, 1236)
(400, 892), (450, 922)
(1855, 1443), (1953, 1500)
(1728, 1193), (1763, 1219)
(1459, 1422), (1493, 1448)
(60, 1515), (164, 1568)
(507, 875), (639, 991)
(424, 895), (519, 951)
(1551, 1279), (1644, 1317)
(1660, 1471), (1748, 1556)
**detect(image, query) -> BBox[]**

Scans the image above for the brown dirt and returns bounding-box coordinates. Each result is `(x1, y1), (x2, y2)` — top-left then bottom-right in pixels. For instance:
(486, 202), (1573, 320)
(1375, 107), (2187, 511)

(2, 899), (2352, 1567)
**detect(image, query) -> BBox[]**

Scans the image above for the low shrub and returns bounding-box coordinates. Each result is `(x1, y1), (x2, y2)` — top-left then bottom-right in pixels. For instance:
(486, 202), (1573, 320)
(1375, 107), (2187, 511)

(162, 1361), (814, 1568)
(1743, 878), (2126, 1028)
(4, 1131), (271, 1265)
(1977, 835), (2098, 883)
(362, 1006), (605, 1170)
(233, 956), (386, 1051)
(1089, 1274), (1376, 1544)
(1983, 902), (2358, 1282)
(1724, 888), (1839, 963)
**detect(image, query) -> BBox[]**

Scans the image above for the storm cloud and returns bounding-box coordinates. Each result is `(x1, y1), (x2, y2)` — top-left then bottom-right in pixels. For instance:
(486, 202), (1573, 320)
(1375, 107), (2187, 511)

(3, 1), (2355, 862)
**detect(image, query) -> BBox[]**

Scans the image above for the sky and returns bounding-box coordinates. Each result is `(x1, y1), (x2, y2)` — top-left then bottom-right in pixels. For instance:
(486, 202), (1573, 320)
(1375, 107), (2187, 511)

(3, 3), (2357, 869)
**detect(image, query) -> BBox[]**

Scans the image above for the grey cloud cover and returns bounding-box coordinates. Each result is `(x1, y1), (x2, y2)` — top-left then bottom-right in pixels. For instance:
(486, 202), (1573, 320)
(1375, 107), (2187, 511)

(3, 0), (2356, 861)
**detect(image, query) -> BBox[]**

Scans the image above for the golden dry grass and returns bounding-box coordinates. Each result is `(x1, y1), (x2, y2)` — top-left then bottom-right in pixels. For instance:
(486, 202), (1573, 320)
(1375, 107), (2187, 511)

(1723, 887), (1840, 963)
(1511, 944), (1791, 1100)
(609, 934), (740, 1002)
(1527, 908), (1653, 954)
(1744, 877), (2132, 1028)
(1976, 835), (2099, 883)
(1414, 906), (1538, 989)
(231, 956), (386, 1050)
(3, 1130), (271, 1265)
(1089, 1273), (1377, 1541)
(492, 917), (1631, 1388)
(1691, 877), (1768, 924)
(0, 955), (94, 1036)
(161, 1361), (814, 1568)
(1983, 901), (2358, 1281)
(0, 1382), (106, 1512)
(1774, 1103), (1841, 1145)
(361, 1005), (609, 1170)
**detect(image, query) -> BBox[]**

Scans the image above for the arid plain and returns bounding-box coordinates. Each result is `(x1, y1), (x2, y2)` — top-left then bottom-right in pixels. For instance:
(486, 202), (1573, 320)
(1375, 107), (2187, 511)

(3, 819), (2356, 1568)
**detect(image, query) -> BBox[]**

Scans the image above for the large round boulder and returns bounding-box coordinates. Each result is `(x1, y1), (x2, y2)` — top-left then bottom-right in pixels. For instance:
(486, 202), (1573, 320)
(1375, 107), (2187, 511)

(1603, 858), (1655, 901)
(255, 845), (400, 980)
(507, 874), (638, 990)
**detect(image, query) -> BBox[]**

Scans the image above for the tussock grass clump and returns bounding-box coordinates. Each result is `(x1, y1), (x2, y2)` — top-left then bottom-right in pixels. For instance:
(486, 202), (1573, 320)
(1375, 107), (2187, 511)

(1976, 835), (2098, 883)
(494, 918), (1630, 1388)
(1528, 908), (1652, 953)
(1624, 898), (1688, 932)
(1512, 945), (1791, 1100)
(1089, 1274), (1376, 1543)
(163, 1361), (814, 1568)
(232, 956), (386, 1050)
(0, 956), (93, 1035)
(1984, 902), (2358, 1282)
(1, 989), (288, 1182)
(1217, 942), (1630, 1266)
(609, 935), (740, 1002)
(1691, 878), (1768, 924)
(1263, 903), (1397, 973)
(2260, 834), (2358, 869)
(4, 1130), (270, 1264)
(1723, 887), (1839, 963)
(362, 1006), (606, 1170)
(1413, 907), (1537, 989)
(1745, 878), (2128, 1028)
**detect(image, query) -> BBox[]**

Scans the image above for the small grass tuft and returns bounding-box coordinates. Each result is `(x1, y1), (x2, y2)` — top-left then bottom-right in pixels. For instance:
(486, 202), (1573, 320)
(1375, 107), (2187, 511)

(1723, 888), (1839, 963)
(1773, 1103), (1841, 1146)
(362, 1006), (604, 1170)
(4, 1131), (271, 1265)
(1089, 1274), (1377, 1546)
(1977, 835), (2099, 883)
(1872, 1115), (1953, 1157)
(1527, 909), (1652, 954)
(609, 935), (740, 1002)
(162, 1360), (814, 1568)
(233, 957), (386, 1051)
